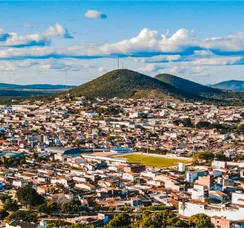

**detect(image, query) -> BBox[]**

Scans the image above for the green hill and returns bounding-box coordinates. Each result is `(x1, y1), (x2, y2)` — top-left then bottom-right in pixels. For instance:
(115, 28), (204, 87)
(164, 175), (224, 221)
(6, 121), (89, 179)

(67, 69), (203, 101)
(211, 80), (244, 92)
(155, 73), (244, 103)
(155, 73), (221, 97)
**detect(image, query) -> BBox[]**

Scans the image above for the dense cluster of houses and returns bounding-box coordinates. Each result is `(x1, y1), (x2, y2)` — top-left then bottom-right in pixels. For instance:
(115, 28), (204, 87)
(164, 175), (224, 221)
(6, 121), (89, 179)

(0, 97), (242, 228)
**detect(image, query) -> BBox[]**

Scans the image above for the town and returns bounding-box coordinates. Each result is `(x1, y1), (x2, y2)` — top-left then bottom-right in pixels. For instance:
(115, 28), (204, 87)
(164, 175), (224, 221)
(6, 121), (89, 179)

(0, 96), (242, 228)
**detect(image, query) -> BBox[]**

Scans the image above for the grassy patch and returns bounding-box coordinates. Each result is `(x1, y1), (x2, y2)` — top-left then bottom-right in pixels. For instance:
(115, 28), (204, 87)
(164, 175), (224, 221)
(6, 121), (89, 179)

(121, 154), (190, 168)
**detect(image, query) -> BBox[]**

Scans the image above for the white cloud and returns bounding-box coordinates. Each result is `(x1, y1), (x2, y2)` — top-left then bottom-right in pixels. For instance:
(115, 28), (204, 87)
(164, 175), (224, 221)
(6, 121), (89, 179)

(98, 66), (106, 73)
(0, 60), (39, 71)
(183, 56), (244, 66)
(42, 23), (73, 39)
(0, 27), (244, 73)
(2, 32), (51, 48)
(133, 55), (182, 63)
(137, 63), (164, 73)
(98, 28), (244, 56)
(169, 66), (186, 75)
(38, 60), (101, 73)
(168, 65), (207, 77)
(169, 29), (195, 40)
(84, 10), (107, 19)
(0, 23), (72, 48)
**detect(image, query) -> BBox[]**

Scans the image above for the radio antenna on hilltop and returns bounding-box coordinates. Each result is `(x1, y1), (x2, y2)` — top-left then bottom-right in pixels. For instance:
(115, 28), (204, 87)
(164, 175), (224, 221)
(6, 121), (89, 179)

(122, 61), (124, 69)
(117, 57), (120, 69)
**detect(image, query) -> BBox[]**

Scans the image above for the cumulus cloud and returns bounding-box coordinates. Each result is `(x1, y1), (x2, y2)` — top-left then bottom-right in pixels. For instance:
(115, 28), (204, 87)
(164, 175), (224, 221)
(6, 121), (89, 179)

(40, 62), (85, 72)
(0, 27), (244, 70)
(1, 33), (51, 48)
(38, 60), (100, 73)
(98, 66), (106, 73)
(84, 10), (107, 19)
(133, 55), (182, 63)
(42, 23), (73, 39)
(168, 65), (207, 76)
(137, 64), (164, 73)
(0, 60), (39, 71)
(188, 56), (244, 66)
(0, 23), (72, 48)
(98, 28), (244, 57)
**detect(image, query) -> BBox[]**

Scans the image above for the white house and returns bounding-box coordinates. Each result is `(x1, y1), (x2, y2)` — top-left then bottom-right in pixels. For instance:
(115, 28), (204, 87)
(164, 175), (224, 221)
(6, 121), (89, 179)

(178, 201), (244, 220)
(232, 192), (244, 206)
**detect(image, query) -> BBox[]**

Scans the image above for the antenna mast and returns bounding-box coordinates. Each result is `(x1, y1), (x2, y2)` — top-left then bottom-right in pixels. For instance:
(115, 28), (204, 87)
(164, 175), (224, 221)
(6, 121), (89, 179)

(117, 57), (120, 69)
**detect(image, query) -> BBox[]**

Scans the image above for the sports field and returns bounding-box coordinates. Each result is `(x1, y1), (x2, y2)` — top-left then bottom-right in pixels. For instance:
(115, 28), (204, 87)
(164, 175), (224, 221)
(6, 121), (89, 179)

(121, 154), (190, 168)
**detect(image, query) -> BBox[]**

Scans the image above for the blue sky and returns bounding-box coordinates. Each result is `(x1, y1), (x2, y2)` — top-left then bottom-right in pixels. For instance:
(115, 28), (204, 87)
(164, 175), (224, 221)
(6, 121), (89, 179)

(0, 1), (244, 85)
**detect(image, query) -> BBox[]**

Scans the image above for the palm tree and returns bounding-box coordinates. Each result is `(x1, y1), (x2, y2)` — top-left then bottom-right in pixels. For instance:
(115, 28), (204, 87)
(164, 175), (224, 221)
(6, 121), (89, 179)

(180, 199), (187, 216)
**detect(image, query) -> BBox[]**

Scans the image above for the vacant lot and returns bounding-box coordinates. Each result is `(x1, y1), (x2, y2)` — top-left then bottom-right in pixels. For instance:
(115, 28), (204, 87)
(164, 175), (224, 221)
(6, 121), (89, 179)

(121, 154), (190, 168)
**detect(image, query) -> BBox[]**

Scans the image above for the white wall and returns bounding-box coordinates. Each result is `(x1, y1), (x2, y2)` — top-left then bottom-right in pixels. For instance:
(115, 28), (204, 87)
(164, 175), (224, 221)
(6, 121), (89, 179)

(179, 202), (244, 220)
(232, 192), (244, 205)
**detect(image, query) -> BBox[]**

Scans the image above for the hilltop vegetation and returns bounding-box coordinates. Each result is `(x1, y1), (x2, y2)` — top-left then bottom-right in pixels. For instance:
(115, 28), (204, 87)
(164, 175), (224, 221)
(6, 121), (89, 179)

(1, 69), (243, 106)
(155, 73), (244, 103)
(155, 73), (220, 97)
(67, 69), (203, 101)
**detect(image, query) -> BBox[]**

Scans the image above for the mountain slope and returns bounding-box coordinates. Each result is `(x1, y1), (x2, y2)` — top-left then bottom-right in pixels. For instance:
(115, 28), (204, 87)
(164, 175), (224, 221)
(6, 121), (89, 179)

(155, 73), (221, 97)
(210, 80), (244, 92)
(67, 69), (203, 101)
(155, 73), (244, 103)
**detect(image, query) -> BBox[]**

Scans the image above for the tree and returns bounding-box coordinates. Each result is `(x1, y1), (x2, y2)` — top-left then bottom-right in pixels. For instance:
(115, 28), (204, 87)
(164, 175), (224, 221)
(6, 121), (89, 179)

(180, 199), (187, 216)
(107, 213), (130, 228)
(38, 201), (57, 214)
(16, 186), (44, 208)
(193, 151), (214, 164)
(188, 213), (213, 228)
(237, 124), (244, 133)
(0, 210), (8, 220)
(5, 210), (37, 223)
(195, 121), (212, 129)
(3, 198), (19, 212)
(215, 151), (227, 161)
(46, 220), (94, 228)
(60, 200), (83, 214)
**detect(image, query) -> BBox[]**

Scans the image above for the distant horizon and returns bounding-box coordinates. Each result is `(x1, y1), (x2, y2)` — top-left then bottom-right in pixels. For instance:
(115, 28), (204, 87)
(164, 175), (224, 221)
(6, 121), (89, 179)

(0, 68), (243, 87)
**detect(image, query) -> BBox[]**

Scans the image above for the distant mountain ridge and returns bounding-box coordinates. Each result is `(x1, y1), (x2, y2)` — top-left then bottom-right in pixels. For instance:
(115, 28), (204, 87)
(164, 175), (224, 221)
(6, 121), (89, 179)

(0, 83), (75, 90)
(210, 80), (244, 92)
(67, 69), (203, 101)
(0, 83), (76, 98)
